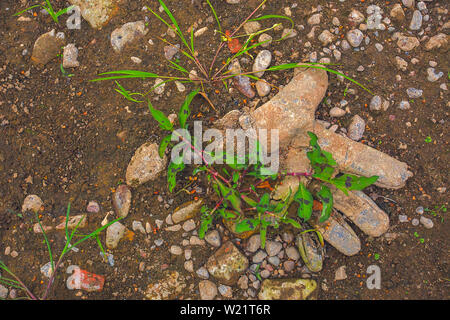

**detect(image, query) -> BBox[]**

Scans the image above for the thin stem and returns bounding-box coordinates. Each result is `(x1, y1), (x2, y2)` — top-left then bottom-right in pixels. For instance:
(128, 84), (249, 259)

(209, 0), (267, 77)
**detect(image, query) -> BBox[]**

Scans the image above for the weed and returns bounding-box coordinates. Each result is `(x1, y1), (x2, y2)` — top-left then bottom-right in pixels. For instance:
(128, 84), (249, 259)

(14, 1), (74, 24)
(148, 92), (378, 248)
(0, 203), (122, 300)
(424, 205), (446, 222)
(92, 0), (373, 103)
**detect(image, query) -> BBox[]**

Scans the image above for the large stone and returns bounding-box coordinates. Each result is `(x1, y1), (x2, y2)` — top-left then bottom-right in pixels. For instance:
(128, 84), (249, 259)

(126, 142), (167, 187)
(31, 29), (65, 66)
(145, 271), (186, 300)
(332, 188), (389, 237)
(206, 241), (249, 285)
(69, 0), (122, 29)
(111, 21), (148, 52)
(258, 279), (317, 300)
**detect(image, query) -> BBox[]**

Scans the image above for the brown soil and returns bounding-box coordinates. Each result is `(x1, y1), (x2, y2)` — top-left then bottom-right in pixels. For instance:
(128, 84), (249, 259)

(0, 0), (448, 300)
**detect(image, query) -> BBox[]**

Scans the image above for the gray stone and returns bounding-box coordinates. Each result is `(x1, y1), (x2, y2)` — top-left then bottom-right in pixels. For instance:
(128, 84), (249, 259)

(111, 21), (148, 52)
(253, 250), (268, 263)
(265, 241), (282, 257)
(348, 115), (366, 141)
(106, 222), (126, 249)
(196, 267), (210, 279)
(253, 50), (272, 78)
(164, 44), (180, 60)
(335, 266), (347, 281)
(247, 234), (261, 253)
(285, 246), (300, 261)
(243, 21), (261, 34)
(258, 33), (273, 47)
(218, 284), (233, 298)
(112, 184), (132, 218)
(330, 107), (346, 117)
(409, 10), (423, 30)
(406, 88), (423, 98)
(427, 68), (443, 82)
(256, 80), (271, 97)
(170, 245), (183, 255)
(318, 30), (334, 45)
(0, 285), (8, 299)
(182, 219), (196, 232)
(63, 44), (79, 68)
(259, 279), (317, 300)
(347, 29), (364, 47)
(420, 216), (434, 229)
(424, 33), (448, 51)
(205, 230), (221, 247)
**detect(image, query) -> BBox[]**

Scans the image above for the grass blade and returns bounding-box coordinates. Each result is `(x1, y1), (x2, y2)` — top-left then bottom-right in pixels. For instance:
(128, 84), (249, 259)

(36, 212), (54, 271)
(206, 0), (221, 33)
(13, 5), (43, 16)
(157, 0), (191, 54)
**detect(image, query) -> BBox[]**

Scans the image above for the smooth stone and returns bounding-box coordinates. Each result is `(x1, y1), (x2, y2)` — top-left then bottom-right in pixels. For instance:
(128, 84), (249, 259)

(22, 195), (43, 213)
(172, 199), (204, 224)
(205, 230), (221, 247)
(31, 29), (65, 66)
(420, 216), (434, 229)
(252, 50), (272, 78)
(106, 222), (126, 249)
(112, 184), (132, 218)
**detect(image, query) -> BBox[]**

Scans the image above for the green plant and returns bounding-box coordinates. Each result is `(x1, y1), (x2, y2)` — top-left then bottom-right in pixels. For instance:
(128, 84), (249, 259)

(148, 92), (378, 248)
(0, 203), (122, 300)
(91, 0), (373, 102)
(424, 205), (446, 222)
(14, 0), (74, 23)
